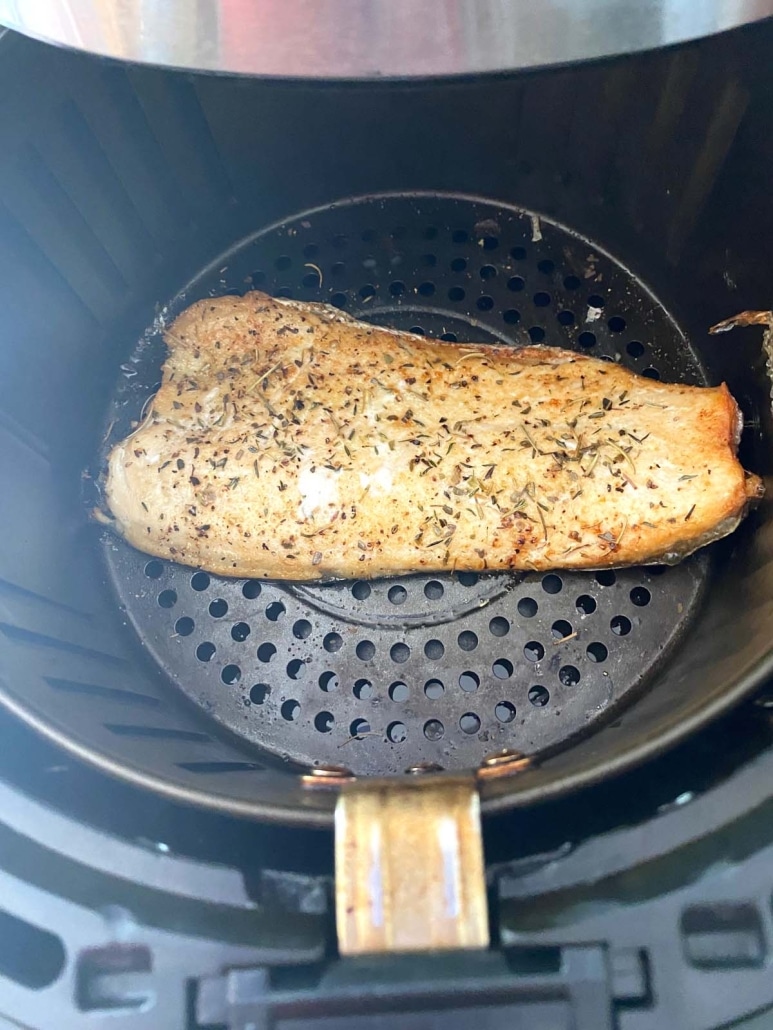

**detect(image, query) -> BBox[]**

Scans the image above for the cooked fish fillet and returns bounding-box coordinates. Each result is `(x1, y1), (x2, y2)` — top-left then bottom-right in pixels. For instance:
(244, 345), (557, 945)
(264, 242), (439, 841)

(105, 291), (762, 580)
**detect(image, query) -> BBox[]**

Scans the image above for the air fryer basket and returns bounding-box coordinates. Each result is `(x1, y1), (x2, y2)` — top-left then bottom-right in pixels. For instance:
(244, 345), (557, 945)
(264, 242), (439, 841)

(0, 27), (771, 826)
(102, 192), (712, 778)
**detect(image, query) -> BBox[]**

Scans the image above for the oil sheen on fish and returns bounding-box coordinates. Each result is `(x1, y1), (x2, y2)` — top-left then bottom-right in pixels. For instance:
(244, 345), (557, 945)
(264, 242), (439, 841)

(105, 291), (763, 580)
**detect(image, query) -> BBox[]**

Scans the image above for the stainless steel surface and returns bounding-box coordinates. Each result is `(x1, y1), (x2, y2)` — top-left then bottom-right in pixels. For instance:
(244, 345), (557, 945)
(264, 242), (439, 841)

(2, 0), (773, 77)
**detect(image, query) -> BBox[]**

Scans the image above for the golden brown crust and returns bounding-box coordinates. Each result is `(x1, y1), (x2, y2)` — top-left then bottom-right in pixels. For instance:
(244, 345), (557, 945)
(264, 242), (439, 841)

(105, 291), (762, 579)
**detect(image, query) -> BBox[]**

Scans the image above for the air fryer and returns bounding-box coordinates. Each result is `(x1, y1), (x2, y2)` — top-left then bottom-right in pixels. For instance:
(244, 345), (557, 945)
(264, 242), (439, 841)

(0, 14), (772, 954)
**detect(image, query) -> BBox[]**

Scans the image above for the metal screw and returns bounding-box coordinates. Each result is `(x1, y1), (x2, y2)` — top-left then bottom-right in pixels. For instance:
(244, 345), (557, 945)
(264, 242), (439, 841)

(477, 749), (531, 779)
(301, 764), (355, 788)
(481, 749), (526, 767)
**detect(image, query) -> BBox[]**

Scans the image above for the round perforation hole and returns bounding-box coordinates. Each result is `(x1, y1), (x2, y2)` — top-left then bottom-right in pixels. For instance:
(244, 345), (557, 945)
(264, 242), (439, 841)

(529, 685), (550, 707)
(631, 586), (651, 607)
(578, 331), (596, 348)
(524, 641), (545, 662)
(489, 617), (510, 637)
(356, 640), (375, 661)
(424, 719), (444, 740)
(559, 665), (581, 686)
(293, 619), (312, 640)
(144, 560), (163, 579)
(627, 340), (645, 358)
(418, 281), (436, 297)
(448, 286), (465, 302)
(197, 642), (216, 662)
(451, 257), (467, 272)
(480, 264), (497, 280)
(354, 679), (373, 699)
(459, 671), (479, 693)
(324, 633), (343, 652)
(387, 721), (407, 743)
(287, 658), (306, 679)
(175, 616), (194, 636)
(611, 615), (632, 636)
(595, 571), (616, 587)
(476, 295), (494, 311)
(508, 276), (525, 292)
(557, 310), (575, 326)
(390, 642), (410, 663)
(231, 622), (251, 642)
(608, 316), (626, 332)
(222, 664), (241, 685)
(542, 575), (562, 595)
(319, 671), (338, 692)
(458, 630), (478, 651)
(250, 683), (270, 705)
(281, 700), (300, 721)
(424, 581), (444, 600)
(460, 713), (481, 735)
(389, 682), (409, 702)
(350, 718), (371, 738)
(242, 580), (261, 599)
(528, 326), (545, 342)
(352, 581), (371, 600)
(315, 711), (334, 733)
(533, 291), (551, 307)
(551, 620), (573, 640)
(493, 658), (514, 679)
(388, 585), (407, 605)
(503, 309), (520, 325)
(209, 598), (228, 618)
(518, 597), (538, 618)
(424, 678), (445, 699)
(576, 595), (596, 615)
(495, 701), (516, 723)
(257, 642), (277, 663)
(158, 589), (177, 609)
(424, 639), (444, 659)
(587, 642), (608, 663)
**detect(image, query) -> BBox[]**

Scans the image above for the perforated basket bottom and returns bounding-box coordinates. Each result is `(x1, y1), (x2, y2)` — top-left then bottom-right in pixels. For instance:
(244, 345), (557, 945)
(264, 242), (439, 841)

(103, 193), (708, 776)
